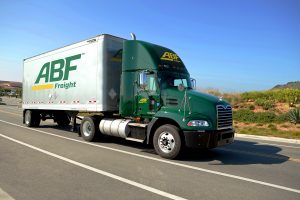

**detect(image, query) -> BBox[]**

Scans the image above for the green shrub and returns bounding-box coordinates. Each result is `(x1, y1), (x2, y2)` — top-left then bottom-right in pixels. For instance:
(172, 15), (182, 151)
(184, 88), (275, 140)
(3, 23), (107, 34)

(241, 89), (300, 104)
(255, 98), (265, 106)
(276, 113), (289, 123)
(288, 108), (300, 124)
(233, 109), (255, 122)
(233, 109), (288, 124)
(241, 91), (268, 100)
(275, 89), (300, 104)
(255, 98), (274, 110)
(256, 112), (277, 123)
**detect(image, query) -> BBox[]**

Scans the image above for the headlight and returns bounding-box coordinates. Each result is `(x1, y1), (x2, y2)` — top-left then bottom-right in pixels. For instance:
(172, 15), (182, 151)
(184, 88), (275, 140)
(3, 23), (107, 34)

(187, 120), (209, 127)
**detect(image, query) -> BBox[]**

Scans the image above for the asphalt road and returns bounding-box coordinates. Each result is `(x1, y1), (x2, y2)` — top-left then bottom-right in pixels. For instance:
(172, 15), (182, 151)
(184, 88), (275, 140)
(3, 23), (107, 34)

(0, 100), (300, 199)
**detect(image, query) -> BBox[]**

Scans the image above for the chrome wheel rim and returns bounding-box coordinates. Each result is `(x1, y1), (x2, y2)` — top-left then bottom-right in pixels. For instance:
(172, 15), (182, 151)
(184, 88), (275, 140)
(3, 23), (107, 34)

(82, 121), (93, 137)
(158, 131), (175, 153)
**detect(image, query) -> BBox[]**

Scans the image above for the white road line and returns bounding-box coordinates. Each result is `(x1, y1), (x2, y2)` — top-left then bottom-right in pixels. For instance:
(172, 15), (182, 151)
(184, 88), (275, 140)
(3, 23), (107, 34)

(1, 119), (300, 194)
(0, 133), (186, 200)
(0, 187), (15, 200)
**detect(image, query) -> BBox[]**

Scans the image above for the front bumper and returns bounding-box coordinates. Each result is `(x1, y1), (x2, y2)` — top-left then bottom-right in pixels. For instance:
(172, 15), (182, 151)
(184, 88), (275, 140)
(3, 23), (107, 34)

(183, 128), (235, 148)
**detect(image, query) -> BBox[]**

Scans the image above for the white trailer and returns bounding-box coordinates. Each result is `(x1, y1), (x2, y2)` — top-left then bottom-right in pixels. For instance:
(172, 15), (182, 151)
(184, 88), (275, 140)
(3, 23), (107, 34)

(23, 34), (125, 113)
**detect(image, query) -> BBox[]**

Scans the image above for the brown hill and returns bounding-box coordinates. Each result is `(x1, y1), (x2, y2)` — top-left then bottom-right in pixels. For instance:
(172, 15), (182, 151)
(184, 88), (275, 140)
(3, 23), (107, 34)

(272, 81), (300, 90)
(0, 80), (22, 88)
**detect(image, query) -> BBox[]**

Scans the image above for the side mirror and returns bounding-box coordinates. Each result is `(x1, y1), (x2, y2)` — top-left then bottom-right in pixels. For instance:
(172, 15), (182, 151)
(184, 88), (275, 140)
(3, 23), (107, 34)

(190, 78), (196, 89)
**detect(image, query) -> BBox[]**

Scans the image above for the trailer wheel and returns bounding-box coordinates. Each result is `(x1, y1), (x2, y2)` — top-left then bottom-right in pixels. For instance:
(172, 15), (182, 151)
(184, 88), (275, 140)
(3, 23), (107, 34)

(25, 110), (40, 127)
(32, 112), (41, 127)
(153, 124), (182, 159)
(24, 110), (34, 127)
(80, 116), (100, 142)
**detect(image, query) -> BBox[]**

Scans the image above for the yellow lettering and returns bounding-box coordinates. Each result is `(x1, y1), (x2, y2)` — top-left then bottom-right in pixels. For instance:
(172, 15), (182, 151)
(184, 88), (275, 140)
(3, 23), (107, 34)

(161, 52), (180, 62)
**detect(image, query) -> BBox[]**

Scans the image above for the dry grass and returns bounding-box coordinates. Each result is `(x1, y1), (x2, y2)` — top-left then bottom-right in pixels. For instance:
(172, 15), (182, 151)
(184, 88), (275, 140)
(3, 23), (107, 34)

(234, 121), (300, 139)
(234, 121), (300, 132)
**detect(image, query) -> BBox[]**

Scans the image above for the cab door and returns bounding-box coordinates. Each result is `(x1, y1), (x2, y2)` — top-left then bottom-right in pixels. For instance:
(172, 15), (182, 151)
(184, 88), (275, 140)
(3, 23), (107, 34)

(136, 70), (160, 117)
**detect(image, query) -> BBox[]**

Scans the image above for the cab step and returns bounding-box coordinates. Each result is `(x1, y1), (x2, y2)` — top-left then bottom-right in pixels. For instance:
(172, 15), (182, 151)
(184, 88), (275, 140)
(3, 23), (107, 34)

(128, 123), (148, 128)
(125, 137), (144, 143)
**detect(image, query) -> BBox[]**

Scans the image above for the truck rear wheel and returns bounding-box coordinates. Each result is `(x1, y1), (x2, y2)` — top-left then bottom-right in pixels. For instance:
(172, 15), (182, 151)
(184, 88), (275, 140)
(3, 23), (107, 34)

(153, 124), (182, 159)
(80, 116), (100, 142)
(24, 110), (40, 127)
(24, 110), (34, 127)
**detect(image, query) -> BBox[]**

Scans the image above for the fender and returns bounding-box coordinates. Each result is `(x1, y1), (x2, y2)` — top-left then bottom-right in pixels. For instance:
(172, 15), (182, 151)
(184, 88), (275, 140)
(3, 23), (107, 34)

(146, 117), (158, 144)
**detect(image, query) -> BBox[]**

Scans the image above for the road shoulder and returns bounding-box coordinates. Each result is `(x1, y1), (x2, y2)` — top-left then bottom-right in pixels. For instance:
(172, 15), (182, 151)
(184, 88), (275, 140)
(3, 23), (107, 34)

(236, 133), (300, 144)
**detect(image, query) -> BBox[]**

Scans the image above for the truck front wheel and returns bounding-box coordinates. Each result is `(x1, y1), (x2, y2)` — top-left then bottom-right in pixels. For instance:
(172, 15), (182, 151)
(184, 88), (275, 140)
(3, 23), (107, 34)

(80, 116), (100, 142)
(153, 124), (182, 159)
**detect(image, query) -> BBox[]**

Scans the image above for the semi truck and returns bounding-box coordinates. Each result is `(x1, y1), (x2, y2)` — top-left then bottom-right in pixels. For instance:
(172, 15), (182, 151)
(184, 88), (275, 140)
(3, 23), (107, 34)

(22, 34), (234, 159)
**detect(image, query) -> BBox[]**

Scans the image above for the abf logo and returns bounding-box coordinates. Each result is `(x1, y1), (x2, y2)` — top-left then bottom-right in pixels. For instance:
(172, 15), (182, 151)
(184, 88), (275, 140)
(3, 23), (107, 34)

(160, 52), (180, 62)
(32, 54), (81, 91)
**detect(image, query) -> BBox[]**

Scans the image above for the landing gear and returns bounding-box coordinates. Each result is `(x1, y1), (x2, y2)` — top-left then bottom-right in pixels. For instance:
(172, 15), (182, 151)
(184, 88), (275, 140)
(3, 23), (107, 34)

(55, 112), (70, 127)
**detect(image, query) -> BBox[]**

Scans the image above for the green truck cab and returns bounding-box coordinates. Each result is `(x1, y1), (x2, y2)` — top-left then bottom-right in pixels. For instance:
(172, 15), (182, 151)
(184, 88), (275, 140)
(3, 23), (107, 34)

(118, 39), (234, 158)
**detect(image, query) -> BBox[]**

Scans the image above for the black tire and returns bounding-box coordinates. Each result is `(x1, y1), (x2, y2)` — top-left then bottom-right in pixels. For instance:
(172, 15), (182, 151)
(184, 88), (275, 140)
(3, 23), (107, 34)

(24, 110), (33, 127)
(153, 124), (182, 159)
(24, 110), (40, 127)
(32, 112), (41, 127)
(56, 113), (70, 127)
(80, 116), (100, 142)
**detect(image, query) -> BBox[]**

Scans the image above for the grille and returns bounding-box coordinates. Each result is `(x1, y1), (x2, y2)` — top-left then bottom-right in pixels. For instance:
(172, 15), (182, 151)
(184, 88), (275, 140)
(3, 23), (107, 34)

(216, 105), (233, 130)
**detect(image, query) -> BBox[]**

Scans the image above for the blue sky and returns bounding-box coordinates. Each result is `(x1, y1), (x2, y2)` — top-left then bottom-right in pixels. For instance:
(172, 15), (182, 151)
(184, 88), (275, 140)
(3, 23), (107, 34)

(0, 0), (299, 92)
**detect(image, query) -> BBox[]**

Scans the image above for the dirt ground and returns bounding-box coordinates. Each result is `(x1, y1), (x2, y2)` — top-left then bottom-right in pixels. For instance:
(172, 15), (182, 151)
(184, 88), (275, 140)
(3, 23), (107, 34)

(234, 121), (300, 132)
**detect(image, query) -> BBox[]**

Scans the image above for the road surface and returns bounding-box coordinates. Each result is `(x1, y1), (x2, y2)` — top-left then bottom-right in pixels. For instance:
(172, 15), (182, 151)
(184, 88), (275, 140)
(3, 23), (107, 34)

(0, 100), (299, 200)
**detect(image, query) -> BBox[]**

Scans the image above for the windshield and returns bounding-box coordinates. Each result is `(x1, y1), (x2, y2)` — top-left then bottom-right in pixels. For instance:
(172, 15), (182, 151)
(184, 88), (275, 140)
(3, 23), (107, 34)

(158, 71), (192, 89)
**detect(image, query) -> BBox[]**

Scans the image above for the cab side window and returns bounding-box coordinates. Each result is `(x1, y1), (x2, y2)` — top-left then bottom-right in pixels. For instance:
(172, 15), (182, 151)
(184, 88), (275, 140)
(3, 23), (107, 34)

(139, 71), (157, 93)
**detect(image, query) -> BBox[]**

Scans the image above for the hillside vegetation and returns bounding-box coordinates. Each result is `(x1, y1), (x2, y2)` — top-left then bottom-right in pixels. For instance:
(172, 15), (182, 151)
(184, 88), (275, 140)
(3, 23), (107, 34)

(241, 88), (299, 105)
(205, 88), (300, 138)
(272, 81), (300, 90)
